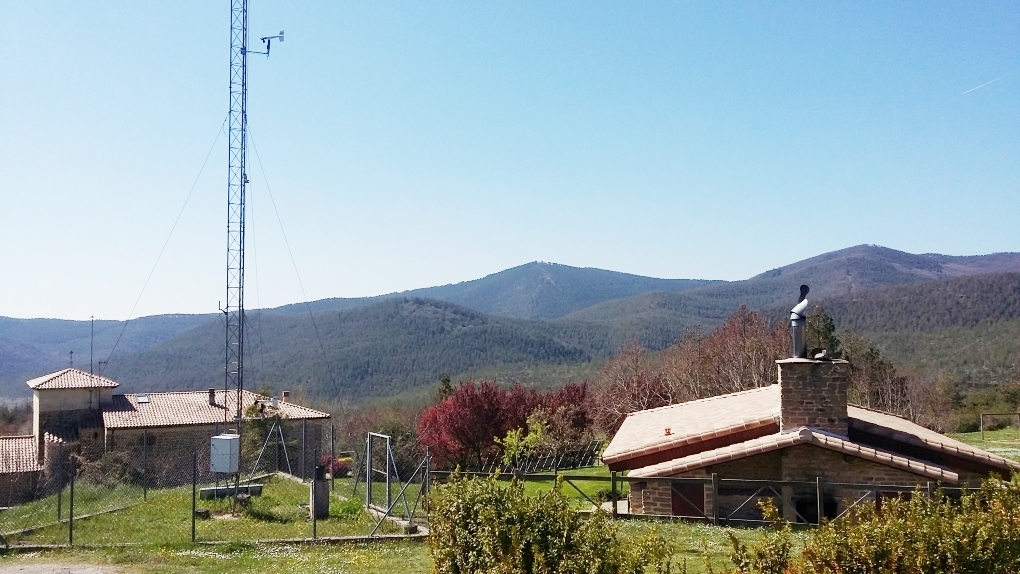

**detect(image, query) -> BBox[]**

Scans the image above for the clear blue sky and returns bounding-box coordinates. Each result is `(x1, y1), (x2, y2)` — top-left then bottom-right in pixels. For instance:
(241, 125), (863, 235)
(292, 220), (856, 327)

(1, 1), (1017, 320)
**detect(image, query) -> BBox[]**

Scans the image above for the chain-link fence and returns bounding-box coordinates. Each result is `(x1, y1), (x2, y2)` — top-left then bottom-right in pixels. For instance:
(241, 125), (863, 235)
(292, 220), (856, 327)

(0, 421), (428, 548)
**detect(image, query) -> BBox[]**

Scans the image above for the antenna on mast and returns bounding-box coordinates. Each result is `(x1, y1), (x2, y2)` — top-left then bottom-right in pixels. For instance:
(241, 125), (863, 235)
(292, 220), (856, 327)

(225, 0), (283, 432)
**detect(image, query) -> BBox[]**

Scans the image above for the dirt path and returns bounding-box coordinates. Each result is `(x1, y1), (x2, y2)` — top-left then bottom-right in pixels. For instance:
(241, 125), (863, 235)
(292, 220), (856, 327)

(0, 563), (128, 574)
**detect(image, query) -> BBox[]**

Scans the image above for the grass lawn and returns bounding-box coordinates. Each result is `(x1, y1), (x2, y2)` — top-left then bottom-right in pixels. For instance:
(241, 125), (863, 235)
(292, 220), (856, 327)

(6, 475), (400, 547)
(0, 519), (801, 574)
(950, 427), (1020, 463)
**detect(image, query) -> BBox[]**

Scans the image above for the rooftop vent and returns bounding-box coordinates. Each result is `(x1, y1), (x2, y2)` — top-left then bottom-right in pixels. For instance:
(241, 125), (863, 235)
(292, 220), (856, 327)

(790, 284), (809, 358)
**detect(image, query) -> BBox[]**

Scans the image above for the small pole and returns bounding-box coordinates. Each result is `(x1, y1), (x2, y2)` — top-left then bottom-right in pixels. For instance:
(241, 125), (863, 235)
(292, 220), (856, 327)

(611, 471), (618, 517)
(366, 435), (372, 508)
(68, 464), (75, 547)
(312, 482), (318, 540)
(711, 473), (720, 525)
(330, 424), (335, 493)
(142, 428), (148, 501)
(191, 453), (197, 543)
(816, 477), (824, 526)
(385, 436), (391, 511)
(302, 419), (307, 481)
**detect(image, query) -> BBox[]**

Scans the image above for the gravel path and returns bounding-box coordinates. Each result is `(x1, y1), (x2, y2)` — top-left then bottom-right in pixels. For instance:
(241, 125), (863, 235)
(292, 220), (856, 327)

(0, 564), (127, 574)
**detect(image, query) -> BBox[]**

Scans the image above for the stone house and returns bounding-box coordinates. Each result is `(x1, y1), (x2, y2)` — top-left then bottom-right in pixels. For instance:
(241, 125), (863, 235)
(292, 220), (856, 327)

(602, 358), (1020, 523)
(0, 368), (330, 502)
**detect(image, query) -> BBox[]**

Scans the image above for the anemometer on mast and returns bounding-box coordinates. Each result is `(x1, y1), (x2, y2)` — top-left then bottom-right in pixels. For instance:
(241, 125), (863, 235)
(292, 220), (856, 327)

(223, 0), (284, 435)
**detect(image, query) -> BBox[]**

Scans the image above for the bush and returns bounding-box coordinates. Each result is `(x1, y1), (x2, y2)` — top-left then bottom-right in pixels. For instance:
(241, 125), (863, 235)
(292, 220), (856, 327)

(799, 475), (1020, 574)
(319, 455), (352, 478)
(77, 452), (142, 487)
(728, 500), (793, 574)
(429, 472), (669, 574)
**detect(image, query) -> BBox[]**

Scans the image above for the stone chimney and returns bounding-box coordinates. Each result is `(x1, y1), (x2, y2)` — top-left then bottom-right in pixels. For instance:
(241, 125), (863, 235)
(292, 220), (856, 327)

(208, 388), (216, 405)
(777, 358), (850, 436)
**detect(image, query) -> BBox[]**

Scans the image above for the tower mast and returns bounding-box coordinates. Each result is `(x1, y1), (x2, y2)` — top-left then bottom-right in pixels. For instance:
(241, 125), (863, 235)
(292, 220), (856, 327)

(225, 0), (248, 427)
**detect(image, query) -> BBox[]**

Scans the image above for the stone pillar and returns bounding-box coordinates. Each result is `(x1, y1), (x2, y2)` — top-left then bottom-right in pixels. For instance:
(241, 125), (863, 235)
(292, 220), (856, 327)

(777, 358), (850, 436)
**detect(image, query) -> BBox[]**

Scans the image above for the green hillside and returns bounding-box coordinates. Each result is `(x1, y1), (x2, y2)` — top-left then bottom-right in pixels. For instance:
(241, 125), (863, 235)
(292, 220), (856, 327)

(102, 298), (619, 399)
(0, 314), (214, 396)
(268, 261), (719, 320)
(3, 246), (1019, 401)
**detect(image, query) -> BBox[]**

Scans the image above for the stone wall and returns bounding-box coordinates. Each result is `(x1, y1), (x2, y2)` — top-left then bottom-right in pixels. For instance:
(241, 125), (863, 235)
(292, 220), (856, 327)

(778, 359), (850, 435)
(628, 444), (935, 522)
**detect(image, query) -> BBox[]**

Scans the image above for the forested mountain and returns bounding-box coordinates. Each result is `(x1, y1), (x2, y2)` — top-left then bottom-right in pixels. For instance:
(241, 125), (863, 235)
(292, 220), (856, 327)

(2, 246), (1019, 400)
(0, 314), (214, 395)
(267, 262), (719, 320)
(101, 298), (618, 399)
(568, 246), (1020, 328)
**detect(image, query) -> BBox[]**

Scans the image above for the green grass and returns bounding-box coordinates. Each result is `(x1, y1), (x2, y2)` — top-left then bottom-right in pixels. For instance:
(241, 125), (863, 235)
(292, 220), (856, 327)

(6, 475), (400, 546)
(0, 520), (799, 574)
(0, 541), (431, 574)
(950, 427), (1020, 463)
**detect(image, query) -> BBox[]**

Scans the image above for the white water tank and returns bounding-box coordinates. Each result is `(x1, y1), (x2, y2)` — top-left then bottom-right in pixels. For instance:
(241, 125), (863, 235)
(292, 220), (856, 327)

(210, 433), (240, 474)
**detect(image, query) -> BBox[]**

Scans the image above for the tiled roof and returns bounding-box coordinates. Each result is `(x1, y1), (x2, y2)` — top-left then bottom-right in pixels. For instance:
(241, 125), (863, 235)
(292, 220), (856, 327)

(849, 405), (1020, 473)
(0, 436), (42, 475)
(628, 427), (959, 483)
(102, 389), (330, 429)
(602, 385), (779, 465)
(26, 368), (119, 390)
(603, 383), (1017, 475)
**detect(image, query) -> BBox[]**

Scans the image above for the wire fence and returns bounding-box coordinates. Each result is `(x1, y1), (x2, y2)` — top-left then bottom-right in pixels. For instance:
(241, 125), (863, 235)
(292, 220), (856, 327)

(0, 424), (976, 550)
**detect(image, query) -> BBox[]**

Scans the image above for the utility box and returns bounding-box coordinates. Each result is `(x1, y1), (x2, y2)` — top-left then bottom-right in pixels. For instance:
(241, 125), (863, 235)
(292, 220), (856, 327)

(210, 433), (240, 474)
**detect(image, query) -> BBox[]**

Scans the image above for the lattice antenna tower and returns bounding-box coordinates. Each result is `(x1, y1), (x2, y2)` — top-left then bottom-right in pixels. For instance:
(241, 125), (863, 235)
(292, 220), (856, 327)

(224, 0), (282, 428)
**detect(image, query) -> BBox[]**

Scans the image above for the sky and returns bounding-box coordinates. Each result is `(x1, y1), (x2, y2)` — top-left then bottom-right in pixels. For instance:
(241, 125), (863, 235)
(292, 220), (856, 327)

(1, 1), (1018, 321)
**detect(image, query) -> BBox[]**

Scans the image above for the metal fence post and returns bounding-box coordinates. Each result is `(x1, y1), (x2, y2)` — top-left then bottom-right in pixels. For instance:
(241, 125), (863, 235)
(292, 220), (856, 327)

(611, 471), (618, 517)
(366, 435), (372, 508)
(711, 473), (720, 525)
(385, 435), (391, 511)
(142, 428), (148, 501)
(68, 464), (74, 547)
(191, 453), (197, 543)
(816, 476), (824, 526)
(330, 424), (335, 492)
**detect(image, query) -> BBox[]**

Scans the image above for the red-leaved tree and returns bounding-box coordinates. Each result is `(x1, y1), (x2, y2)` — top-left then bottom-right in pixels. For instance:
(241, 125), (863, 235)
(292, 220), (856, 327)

(417, 380), (541, 469)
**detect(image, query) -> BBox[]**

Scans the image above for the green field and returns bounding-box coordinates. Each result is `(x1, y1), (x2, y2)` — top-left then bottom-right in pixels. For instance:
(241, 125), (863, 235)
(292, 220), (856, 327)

(0, 520), (807, 574)
(950, 427), (1020, 463)
(3, 474), (400, 547)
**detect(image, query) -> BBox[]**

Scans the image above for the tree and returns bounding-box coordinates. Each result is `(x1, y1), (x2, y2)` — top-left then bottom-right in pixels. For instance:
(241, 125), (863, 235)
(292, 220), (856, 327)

(593, 307), (788, 434)
(436, 373), (452, 400)
(417, 380), (539, 469)
(806, 306), (842, 358)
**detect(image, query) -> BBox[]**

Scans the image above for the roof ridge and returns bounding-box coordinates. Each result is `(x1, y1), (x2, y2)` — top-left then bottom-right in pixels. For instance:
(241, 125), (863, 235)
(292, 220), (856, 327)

(847, 403), (905, 417)
(0, 435), (36, 440)
(119, 389), (269, 398)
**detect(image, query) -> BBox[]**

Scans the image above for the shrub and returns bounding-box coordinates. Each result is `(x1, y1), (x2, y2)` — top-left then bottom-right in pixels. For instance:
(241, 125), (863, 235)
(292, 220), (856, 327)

(728, 500), (793, 574)
(319, 455), (352, 478)
(429, 472), (669, 574)
(799, 475), (1020, 574)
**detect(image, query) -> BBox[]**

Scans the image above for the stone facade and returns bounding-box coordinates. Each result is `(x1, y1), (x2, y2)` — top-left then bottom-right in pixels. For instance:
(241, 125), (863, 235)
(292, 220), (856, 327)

(630, 443), (936, 521)
(778, 358), (850, 435)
